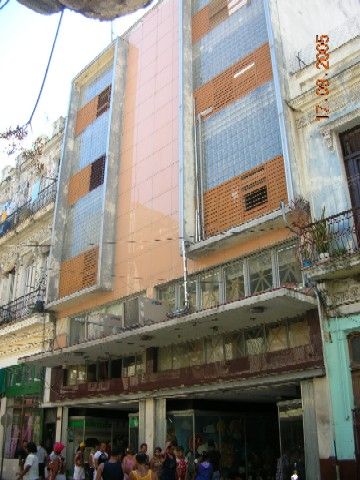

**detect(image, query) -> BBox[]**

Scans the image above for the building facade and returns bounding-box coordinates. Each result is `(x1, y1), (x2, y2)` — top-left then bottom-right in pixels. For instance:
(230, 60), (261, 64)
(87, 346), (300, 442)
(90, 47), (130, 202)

(18, 1), (360, 480)
(0, 119), (64, 479)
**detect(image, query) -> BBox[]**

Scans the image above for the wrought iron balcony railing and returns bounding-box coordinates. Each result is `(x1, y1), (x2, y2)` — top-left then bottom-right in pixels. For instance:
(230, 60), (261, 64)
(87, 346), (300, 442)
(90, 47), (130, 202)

(0, 288), (45, 326)
(298, 207), (360, 267)
(0, 181), (57, 239)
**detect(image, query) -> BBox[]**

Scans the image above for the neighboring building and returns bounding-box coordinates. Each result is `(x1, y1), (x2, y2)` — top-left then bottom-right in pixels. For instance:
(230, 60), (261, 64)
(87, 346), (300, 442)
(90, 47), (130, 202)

(283, 4), (360, 478)
(17, 1), (360, 480)
(0, 118), (64, 479)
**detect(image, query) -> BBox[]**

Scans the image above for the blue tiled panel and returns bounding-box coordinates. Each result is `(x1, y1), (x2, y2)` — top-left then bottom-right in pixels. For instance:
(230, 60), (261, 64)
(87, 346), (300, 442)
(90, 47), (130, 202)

(193, 0), (267, 89)
(74, 110), (110, 172)
(62, 186), (103, 259)
(80, 66), (113, 107)
(202, 81), (282, 191)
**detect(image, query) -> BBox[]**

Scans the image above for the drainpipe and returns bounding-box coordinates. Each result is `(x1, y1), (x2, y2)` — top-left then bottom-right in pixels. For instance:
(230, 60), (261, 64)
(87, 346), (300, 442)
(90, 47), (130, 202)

(166, 239), (190, 318)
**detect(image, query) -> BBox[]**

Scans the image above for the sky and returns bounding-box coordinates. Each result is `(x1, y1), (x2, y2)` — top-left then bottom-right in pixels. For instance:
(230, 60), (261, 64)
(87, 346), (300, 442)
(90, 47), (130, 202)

(0, 0), (154, 173)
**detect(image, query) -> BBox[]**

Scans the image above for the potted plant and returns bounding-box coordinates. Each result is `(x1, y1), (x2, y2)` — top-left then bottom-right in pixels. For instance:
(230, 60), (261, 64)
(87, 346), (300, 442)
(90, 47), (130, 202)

(312, 207), (330, 261)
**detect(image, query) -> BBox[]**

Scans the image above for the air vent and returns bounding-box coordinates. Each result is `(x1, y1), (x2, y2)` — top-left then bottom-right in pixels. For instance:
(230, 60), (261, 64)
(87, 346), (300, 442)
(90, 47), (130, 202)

(244, 186), (267, 211)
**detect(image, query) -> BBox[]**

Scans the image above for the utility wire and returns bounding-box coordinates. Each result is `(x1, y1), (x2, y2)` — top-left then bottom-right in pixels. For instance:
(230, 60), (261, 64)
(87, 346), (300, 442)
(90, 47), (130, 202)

(27, 10), (64, 126)
(0, 0), (10, 11)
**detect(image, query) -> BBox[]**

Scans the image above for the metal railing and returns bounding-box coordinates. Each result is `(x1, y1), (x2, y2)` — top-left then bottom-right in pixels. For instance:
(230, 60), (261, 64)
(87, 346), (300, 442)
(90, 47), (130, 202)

(0, 288), (45, 325)
(299, 207), (360, 267)
(0, 181), (57, 238)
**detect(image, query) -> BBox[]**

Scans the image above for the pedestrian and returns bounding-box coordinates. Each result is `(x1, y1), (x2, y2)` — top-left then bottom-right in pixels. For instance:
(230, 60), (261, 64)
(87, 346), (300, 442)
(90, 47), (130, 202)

(174, 447), (187, 480)
(139, 444), (149, 464)
(195, 453), (213, 480)
(37, 443), (48, 480)
(206, 441), (220, 480)
(17, 441), (39, 480)
(47, 442), (66, 480)
(88, 444), (99, 480)
(74, 442), (86, 480)
(96, 447), (124, 480)
(149, 447), (163, 478)
(94, 442), (109, 478)
(16, 440), (29, 471)
(122, 448), (136, 480)
(129, 453), (156, 480)
(160, 443), (177, 480)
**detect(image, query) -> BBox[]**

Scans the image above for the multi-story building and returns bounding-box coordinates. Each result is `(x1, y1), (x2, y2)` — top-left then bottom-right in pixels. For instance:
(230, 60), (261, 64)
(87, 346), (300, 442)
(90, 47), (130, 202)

(284, 3), (360, 478)
(19, 1), (360, 479)
(0, 119), (64, 479)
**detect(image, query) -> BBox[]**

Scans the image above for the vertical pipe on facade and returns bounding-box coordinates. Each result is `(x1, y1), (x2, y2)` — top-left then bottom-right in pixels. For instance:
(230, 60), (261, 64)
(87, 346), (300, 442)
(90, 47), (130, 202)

(98, 39), (118, 287)
(193, 104), (201, 243)
(197, 113), (205, 241)
(263, 0), (294, 202)
(178, 0), (185, 245)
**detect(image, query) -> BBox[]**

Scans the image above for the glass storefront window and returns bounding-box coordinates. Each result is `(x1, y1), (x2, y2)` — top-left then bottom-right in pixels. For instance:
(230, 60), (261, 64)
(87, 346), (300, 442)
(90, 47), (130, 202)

(278, 245), (302, 286)
(224, 261), (245, 302)
(200, 270), (220, 309)
(248, 252), (273, 294)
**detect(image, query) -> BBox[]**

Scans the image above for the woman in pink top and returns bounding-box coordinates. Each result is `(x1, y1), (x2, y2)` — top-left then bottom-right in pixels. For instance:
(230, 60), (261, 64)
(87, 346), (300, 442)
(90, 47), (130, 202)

(122, 448), (136, 480)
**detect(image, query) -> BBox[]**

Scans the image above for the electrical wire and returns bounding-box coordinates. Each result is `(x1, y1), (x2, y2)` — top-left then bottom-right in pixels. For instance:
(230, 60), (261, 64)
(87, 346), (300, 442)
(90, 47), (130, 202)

(0, 0), (10, 11)
(27, 10), (64, 126)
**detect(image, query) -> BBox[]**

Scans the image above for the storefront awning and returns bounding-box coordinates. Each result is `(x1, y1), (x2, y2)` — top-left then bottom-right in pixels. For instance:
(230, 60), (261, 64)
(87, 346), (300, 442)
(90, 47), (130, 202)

(19, 288), (317, 368)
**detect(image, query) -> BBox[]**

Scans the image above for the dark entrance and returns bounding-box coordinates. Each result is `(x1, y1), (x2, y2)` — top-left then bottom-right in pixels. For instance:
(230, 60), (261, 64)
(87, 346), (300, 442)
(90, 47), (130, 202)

(340, 126), (360, 210)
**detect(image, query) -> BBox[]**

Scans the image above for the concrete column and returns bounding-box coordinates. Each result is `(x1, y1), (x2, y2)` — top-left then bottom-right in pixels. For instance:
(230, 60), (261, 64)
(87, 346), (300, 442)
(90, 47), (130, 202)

(301, 379), (321, 480)
(324, 322), (355, 460)
(43, 368), (52, 404)
(0, 397), (7, 467)
(138, 398), (166, 453)
(55, 406), (68, 445)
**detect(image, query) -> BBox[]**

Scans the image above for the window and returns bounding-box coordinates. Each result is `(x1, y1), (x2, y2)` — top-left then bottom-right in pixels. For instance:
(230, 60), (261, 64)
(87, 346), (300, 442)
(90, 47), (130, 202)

(224, 332), (245, 360)
(248, 252), (273, 294)
(189, 340), (205, 366)
(245, 327), (265, 355)
(122, 355), (144, 377)
(110, 359), (123, 378)
(87, 364), (97, 382)
(349, 335), (360, 366)
(158, 346), (173, 372)
(98, 361), (109, 381)
(97, 86), (111, 117)
(224, 262), (245, 302)
(266, 325), (288, 352)
(89, 155), (106, 191)
(278, 246), (302, 286)
(200, 270), (220, 309)
(288, 320), (310, 348)
(124, 297), (140, 327)
(65, 365), (86, 386)
(158, 284), (176, 311)
(179, 279), (197, 310)
(205, 336), (224, 363)
(173, 344), (189, 369)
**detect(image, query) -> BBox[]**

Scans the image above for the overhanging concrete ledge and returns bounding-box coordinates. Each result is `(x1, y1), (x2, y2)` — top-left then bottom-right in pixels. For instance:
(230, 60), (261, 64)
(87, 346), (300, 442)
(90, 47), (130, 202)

(20, 288), (317, 367)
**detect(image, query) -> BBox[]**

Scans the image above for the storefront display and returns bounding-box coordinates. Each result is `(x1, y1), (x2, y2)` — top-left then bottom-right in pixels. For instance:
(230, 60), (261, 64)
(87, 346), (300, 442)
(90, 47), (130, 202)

(166, 409), (279, 480)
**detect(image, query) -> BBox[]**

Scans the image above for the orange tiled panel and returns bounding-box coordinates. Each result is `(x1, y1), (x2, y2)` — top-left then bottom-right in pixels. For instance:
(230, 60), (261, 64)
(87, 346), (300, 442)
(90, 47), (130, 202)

(58, 247), (99, 298)
(67, 164), (92, 205)
(74, 97), (98, 136)
(192, 5), (210, 43)
(203, 156), (288, 237)
(194, 43), (272, 116)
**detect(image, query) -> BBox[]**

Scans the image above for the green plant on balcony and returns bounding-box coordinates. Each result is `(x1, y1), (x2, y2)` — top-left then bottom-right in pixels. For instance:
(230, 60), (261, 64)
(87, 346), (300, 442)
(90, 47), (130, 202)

(312, 207), (330, 256)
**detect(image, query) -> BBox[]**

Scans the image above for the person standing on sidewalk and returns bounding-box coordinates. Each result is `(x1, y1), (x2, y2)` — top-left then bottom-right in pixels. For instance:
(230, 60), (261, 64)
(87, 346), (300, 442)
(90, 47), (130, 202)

(130, 453), (157, 480)
(74, 443), (86, 480)
(96, 448), (124, 480)
(17, 442), (39, 480)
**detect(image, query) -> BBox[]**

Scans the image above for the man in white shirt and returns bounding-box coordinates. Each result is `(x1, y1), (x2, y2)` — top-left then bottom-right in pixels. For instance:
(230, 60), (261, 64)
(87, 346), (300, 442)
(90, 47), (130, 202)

(93, 443), (108, 480)
(17, 442), (39, 480)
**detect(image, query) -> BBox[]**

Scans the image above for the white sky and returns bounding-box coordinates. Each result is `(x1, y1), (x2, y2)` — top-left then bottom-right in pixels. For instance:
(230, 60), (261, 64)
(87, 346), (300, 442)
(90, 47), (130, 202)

(0, 0), (153, 172)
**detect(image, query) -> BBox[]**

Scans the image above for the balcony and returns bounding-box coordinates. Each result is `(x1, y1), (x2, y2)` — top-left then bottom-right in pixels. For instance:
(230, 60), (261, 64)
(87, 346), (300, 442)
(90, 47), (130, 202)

(298, 207), (360, 280)
(0, 288), (45, 326)
(0, 181), (57, 239)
